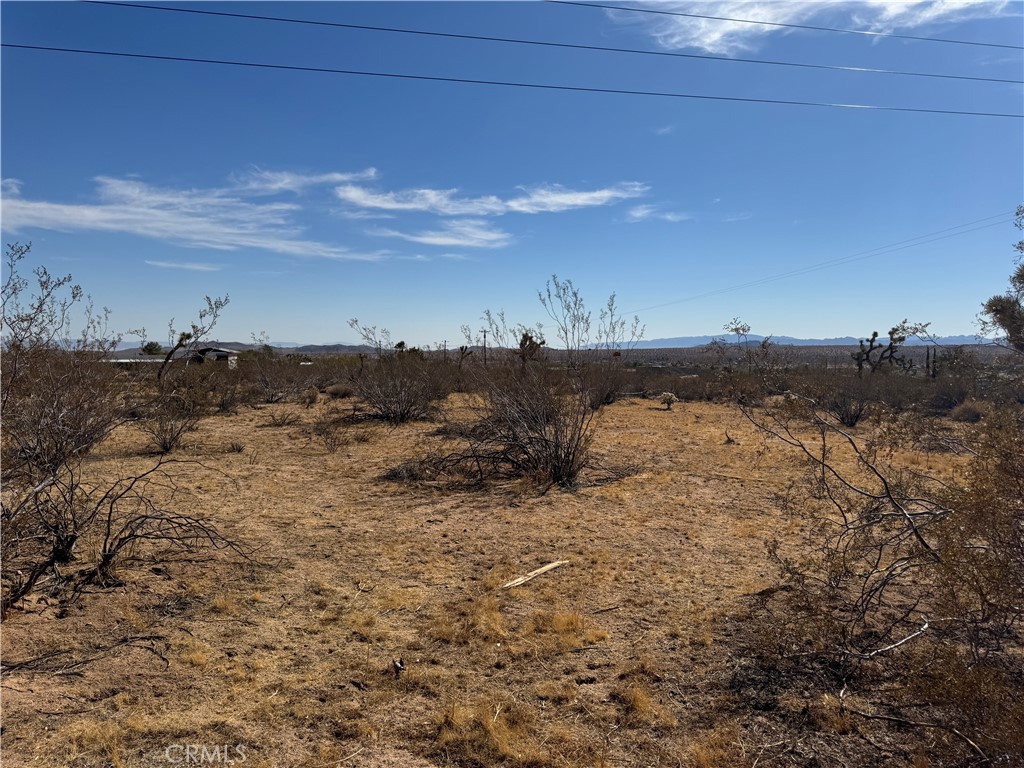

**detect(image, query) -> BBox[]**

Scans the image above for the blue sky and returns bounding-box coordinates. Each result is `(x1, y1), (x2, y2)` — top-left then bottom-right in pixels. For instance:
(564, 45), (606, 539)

(2, 1), (1022, 346)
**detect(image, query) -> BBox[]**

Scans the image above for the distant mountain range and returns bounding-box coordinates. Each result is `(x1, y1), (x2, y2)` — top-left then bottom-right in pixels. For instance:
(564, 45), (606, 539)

(632, 334), (988, 349)
(113, 334), (990, 354)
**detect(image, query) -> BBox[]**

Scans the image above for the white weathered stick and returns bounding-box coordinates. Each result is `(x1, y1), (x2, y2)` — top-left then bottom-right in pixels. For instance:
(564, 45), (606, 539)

(501, 560), (570, 589)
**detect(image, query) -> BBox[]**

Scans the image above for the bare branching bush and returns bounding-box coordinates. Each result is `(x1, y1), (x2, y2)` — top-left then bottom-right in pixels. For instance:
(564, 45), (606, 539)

(264, 411), (300, 428)
(1, 245), (128, 481)
(310, 409), (347, 453)
(469, 363), (596, 487)
(87, 461), (250, 586)
(354, 354), (450, 423)
(208, 367), (254, 414)
(238, 352), (312, 404)
(742, 387), (1024, 762)
(1, 243), (244, 619)
(137, 392), (201, 454)
(540, 276), (644, 407)
(812, 371), (875, 428)
(347, 320), (451, 424)
(394, 278), (638, 489)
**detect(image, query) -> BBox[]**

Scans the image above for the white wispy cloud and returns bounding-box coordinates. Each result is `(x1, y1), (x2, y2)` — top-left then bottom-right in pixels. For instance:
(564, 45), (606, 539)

(508, 183), (648, 213)
(853, 0), (1012, 33)
(336, 209), (396, 221)
(627, 204), (692, 223)
(370, 219), (511, 249)
(1, 178), (23, 196)
(1, 176), (381, 260)
(723, 212), (753, 222)
(233, 167), (378, 194)
(611, 1), (1012, 55)
(145, 260), (222, 272)
(336, 182), (647, 217)
(654, 125), (675, 135)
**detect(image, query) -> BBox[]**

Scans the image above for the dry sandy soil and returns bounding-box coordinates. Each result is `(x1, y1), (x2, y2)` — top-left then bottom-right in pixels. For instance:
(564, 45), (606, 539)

(0, 396), (956, 767)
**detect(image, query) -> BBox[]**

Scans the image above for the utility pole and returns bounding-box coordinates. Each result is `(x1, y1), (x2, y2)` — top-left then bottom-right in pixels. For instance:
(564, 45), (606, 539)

(442, 340), (447, 361)
(481, 329), (488, 366)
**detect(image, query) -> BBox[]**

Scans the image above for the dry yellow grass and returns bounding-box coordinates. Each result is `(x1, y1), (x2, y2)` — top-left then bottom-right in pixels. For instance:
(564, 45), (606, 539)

(0, 396), (961, 767)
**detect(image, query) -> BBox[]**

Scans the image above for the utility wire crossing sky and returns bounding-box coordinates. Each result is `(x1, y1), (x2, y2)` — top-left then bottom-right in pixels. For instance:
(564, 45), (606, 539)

(1, 1), (1021, 345)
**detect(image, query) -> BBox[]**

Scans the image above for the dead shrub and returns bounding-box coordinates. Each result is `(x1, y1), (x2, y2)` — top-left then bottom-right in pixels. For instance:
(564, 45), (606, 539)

(949, 400), (984, 423)
(611, 684), (677, 728)
(1, 243), (246, 618)
(422, 364), (598, 489)
(264, 411), (300, 428)
(810, 371), (875, 428)
(138, 392), (200, 453)
(325, 383), (353, 399)
(350, 352), (450, 424)
(433, 697), (542, 766)
(237, 354), (312, 404)
(742, 394), (1024, 762)
(299, 386), (319, 409)
(310, 410), (347, 453)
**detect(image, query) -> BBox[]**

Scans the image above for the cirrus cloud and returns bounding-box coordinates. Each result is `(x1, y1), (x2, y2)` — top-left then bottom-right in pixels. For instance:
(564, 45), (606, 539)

(0, 175), (383, 260)
(610, 1), (1013, 56)
(627, 204), (693, 223)
(335, 181), (648, 217)
(369, 219), (512, 249)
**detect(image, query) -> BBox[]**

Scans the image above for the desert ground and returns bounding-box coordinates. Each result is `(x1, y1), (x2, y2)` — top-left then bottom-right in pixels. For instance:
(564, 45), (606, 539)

(0, 393), (991, 767)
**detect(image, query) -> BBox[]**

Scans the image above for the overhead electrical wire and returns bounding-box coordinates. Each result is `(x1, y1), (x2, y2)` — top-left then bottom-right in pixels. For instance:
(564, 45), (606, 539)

(4, 44), (1021, 119)
(548, 1), (1024, 51)
(81, 1), (1023, 86)
(625, 213), (1015, 314)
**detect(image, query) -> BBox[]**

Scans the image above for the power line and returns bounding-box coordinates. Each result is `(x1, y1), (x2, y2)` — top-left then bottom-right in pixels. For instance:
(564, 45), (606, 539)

(4, 43), (1021, 119)
(626, 213), (1014, 314)
(549, 1), (1024, 51)
(82, 1), (1023, 86)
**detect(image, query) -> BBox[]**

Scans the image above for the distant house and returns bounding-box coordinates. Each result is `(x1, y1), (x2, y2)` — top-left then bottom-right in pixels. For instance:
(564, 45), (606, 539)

(105, 346), (239, 369)
(192, 347), (239, 369)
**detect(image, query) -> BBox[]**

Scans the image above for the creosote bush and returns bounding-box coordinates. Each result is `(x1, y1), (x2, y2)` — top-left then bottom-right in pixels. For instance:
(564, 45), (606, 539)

(352, 353), (451, 424)
(741, 389), (1024, 763)
(138, 392), (201, 453)
(1, 243), (245, 619)
(387, 277), (641, 490)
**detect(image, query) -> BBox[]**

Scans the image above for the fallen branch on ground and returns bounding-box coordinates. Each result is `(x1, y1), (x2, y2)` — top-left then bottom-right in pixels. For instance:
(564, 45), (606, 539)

(501, 560), (570, 589)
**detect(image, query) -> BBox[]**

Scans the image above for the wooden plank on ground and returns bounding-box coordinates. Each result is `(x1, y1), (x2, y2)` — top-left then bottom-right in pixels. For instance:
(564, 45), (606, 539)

(501, 560), (570, 590)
